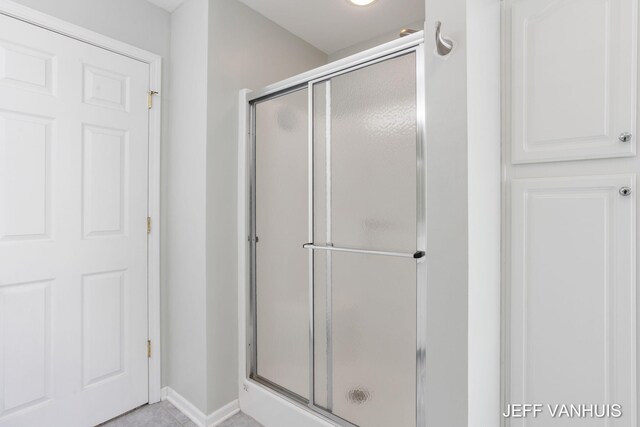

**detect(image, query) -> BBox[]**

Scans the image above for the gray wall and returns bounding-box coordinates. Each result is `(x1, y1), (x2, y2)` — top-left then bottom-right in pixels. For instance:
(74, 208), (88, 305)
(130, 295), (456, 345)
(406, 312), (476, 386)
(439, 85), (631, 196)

(328, 20), (425, 62)
(10, 0), (170, 57)
(205, 0), (326, 413)
(164, 0), (209, 411)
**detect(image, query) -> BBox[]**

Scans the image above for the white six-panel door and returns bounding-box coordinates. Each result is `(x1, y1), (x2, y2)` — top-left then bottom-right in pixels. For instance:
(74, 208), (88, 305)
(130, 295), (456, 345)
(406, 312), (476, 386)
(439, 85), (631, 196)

(0, 14), (150, 427)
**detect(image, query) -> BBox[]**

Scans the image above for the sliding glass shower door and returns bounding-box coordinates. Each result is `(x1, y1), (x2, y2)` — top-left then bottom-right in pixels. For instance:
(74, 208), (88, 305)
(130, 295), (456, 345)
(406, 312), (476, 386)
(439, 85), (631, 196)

(254, 88), (310, 399)
(250, 46), (424, 427)
(311, 52), (419, 427)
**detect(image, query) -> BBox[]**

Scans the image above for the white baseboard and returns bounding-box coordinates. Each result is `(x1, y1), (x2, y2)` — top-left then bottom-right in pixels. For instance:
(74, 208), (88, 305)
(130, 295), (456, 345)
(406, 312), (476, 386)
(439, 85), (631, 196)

(161, 387), (240, 427)
(162, 387), (208, 426)
(206, 400), (241, 426)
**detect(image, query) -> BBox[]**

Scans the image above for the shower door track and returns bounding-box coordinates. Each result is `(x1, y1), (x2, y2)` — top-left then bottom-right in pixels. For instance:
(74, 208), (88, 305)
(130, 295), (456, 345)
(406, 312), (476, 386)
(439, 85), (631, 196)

(245, 31), (426, 427)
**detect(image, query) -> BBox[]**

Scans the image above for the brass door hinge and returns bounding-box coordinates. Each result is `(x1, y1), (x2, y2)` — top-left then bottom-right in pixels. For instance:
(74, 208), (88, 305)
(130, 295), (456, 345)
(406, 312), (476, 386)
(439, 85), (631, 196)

(148, 91), (159, 109)
(147, 340), (152, 358)
(147, 217), (152, 235)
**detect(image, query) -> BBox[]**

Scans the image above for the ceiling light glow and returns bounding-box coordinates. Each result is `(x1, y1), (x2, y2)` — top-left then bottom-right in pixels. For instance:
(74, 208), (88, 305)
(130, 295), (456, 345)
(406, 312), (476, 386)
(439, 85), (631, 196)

(348, 0), (378, 6)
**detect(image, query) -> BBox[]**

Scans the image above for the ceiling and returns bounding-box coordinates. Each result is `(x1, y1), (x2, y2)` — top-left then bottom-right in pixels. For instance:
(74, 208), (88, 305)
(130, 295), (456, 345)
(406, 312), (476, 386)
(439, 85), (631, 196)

(146, 0), (187, 13)
(237, 0), (424, 54)
(146, 0), (424, 55)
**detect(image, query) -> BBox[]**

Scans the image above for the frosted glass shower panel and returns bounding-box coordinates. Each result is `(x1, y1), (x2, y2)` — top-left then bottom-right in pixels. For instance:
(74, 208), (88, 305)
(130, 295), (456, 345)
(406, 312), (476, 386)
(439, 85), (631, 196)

(314, 53), (418, 253)
(311, 51), (419, 427)
(313, 252), (417, 427)
(254, 89), (309, 399)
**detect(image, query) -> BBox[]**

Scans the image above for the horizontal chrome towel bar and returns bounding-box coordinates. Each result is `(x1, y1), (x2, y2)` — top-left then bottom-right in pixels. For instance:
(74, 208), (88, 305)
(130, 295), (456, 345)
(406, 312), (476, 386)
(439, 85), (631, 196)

(303, 243), (425, 259)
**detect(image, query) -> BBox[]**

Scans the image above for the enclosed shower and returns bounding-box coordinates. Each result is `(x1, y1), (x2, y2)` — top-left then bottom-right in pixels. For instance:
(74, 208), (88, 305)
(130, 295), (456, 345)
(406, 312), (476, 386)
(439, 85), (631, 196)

(242, 32), (425, 427)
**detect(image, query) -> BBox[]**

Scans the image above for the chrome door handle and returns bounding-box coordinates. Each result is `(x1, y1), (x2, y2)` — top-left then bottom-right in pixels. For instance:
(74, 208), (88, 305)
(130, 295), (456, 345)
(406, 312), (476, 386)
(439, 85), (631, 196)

(303, 243), (425, 259)
(435, 21), (454, 56)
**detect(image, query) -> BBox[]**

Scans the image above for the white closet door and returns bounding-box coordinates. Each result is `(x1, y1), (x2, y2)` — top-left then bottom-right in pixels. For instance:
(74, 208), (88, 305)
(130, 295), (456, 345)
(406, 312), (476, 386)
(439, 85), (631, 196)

(510, 0), (637, 163)
(509, 175), (636, 426)
(0, 14), (149, 427)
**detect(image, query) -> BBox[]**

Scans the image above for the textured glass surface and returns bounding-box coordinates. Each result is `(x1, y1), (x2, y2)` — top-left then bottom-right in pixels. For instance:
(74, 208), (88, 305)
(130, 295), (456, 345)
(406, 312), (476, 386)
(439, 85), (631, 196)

(313, 250), (328, 408)
(255, 89), (309, 399)
(314, 52), (417, 253)
(314, 252), (417, 427)
(312, 52), (418, 427)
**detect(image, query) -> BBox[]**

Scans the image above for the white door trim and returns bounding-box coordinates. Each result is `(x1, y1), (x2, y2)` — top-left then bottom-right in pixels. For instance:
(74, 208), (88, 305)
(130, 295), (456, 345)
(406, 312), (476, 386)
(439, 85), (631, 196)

(0, 0), (163, 404)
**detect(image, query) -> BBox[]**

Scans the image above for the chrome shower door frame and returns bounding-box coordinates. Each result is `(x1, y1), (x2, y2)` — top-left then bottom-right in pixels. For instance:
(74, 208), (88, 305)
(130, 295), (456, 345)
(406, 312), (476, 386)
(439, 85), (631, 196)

(246, 33), (426, 427)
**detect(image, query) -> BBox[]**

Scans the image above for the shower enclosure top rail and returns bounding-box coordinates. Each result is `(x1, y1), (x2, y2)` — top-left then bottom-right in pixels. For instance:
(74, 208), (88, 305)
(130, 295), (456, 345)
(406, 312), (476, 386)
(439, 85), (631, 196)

(247, 30), (424, 103)
(302, 243), (425, 259)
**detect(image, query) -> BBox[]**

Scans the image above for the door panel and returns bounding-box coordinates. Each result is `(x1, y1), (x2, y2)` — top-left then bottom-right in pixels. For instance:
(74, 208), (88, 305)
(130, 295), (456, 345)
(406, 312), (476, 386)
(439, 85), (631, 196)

(0, 280), (51, 416)
(510, 0), (637, 163)
(509, 175), (636, 425)
(311, 51), (419, 427)
(313, 251), (416, 427)
(81, 270), (126, 388)
(254, 89), (309, 399)
(0, 39), (56, 95)
(82, 125), (129, 237)
(0, 14), (149, 427)
(313, 54), (417, 253)
(0, 111), (52, 240)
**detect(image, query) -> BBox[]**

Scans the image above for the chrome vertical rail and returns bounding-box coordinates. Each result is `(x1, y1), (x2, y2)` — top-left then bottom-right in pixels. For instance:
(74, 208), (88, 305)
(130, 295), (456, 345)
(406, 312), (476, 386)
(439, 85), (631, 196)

(249, 102), (258, 378)
(307, 81), (316, 407)
(324, 80), (334, 411)
(415, 43), (427, 427)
